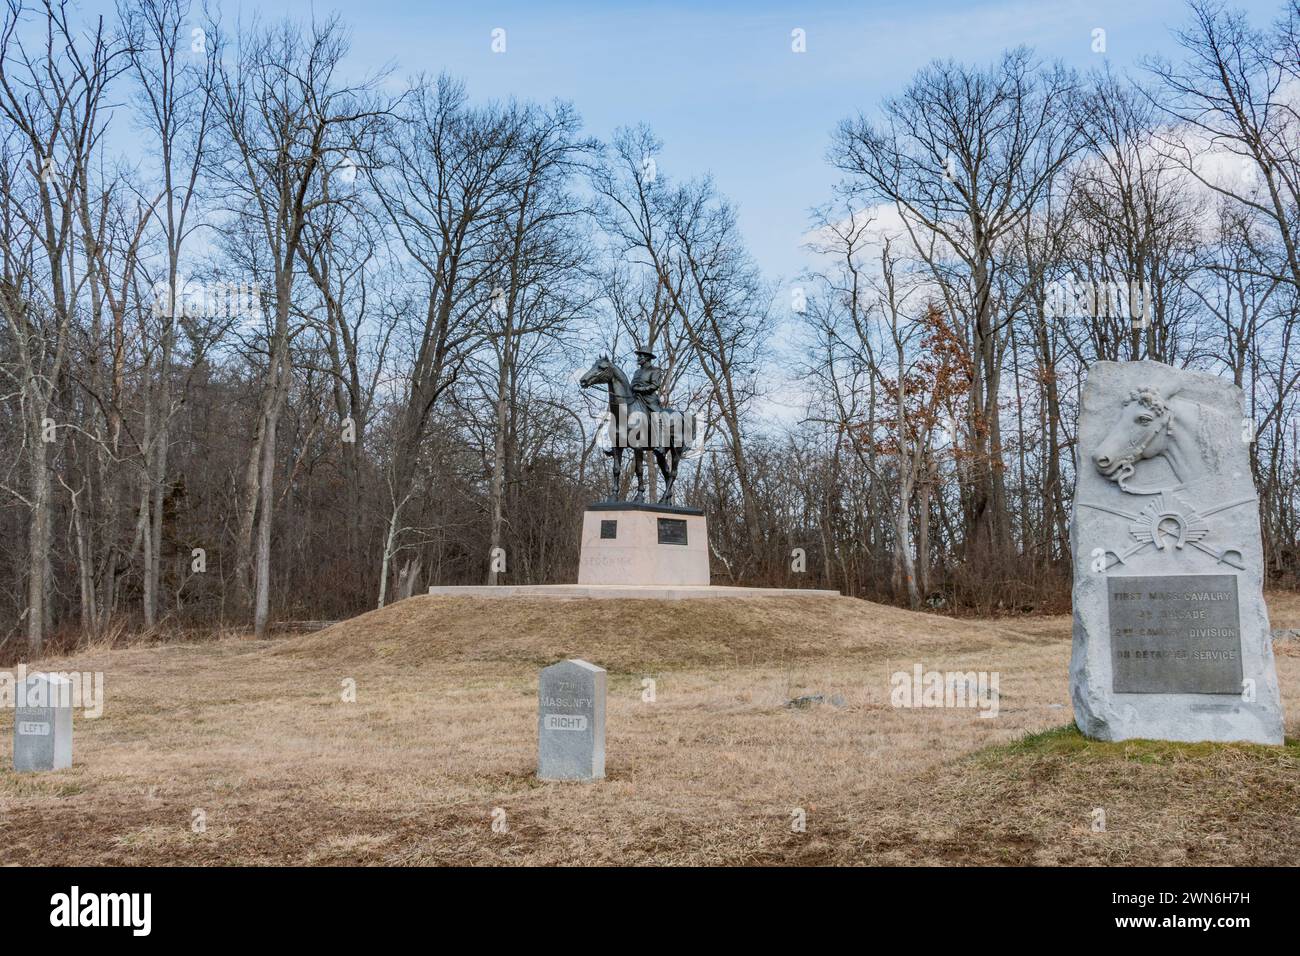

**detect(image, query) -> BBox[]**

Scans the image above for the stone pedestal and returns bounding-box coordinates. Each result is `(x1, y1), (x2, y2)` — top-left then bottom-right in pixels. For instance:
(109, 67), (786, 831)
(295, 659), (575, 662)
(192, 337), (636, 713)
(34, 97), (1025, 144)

(1070, 361), (1284, 744)
(577, 502), (709, 587)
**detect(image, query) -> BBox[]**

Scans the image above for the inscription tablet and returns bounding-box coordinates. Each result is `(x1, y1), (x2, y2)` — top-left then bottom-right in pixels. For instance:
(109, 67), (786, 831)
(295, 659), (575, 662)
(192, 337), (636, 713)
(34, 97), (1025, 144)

(1108, 574), (1242, 694)
(657, 517), (687, 546)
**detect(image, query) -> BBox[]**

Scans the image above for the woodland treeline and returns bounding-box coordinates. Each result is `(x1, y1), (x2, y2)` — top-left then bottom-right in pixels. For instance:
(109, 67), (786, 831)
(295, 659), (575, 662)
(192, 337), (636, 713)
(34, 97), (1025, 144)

(3, 0), (1300, 655)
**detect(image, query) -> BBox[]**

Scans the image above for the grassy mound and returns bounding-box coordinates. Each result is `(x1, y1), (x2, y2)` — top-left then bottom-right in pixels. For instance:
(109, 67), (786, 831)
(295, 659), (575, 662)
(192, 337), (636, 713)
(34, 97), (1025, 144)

(272, 593), (1043, 672)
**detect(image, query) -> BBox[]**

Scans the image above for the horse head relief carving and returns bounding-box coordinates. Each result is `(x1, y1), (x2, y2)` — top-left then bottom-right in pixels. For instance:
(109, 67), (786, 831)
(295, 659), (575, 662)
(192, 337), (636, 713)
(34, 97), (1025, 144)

(1092, 386), (1222, 495)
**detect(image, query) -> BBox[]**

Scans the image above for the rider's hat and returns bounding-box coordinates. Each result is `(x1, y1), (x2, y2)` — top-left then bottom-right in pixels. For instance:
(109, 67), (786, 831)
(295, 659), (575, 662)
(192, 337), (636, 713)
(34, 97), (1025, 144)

(634, 343), (656, 359)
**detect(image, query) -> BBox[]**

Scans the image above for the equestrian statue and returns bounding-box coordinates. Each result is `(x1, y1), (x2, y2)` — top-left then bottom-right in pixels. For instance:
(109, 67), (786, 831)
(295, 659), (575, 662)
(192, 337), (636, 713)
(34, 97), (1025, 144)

(578, 345), (689, 505)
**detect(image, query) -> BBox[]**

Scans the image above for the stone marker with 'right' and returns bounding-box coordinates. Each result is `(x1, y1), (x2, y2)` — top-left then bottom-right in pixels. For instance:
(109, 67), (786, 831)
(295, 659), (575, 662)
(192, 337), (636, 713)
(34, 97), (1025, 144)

(14, 673), (73, 772)
(538, 659), (605, 781)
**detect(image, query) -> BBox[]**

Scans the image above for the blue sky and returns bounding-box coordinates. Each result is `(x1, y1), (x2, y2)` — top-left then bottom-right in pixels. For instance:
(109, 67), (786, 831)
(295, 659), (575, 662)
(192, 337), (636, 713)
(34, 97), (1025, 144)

(71, 0), (1286, 281)
(257, 0), (1282, 285)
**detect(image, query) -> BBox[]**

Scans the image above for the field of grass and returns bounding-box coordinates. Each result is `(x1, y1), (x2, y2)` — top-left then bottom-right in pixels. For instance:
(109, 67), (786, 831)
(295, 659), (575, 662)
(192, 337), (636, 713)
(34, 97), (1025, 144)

(1, 593), (1297, 865)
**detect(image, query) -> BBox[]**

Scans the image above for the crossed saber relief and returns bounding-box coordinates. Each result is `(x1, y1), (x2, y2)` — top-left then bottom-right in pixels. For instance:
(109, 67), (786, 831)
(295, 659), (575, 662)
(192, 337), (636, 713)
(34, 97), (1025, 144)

(1076, 495), (1255, 572)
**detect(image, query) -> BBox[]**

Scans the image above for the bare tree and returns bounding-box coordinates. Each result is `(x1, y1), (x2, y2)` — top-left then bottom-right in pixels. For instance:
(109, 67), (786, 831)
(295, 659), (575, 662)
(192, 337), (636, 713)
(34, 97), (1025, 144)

(831, 49), (1083, 568)
(0, 0), (125, 651)
(476, 101), (592, 585)
(367, 75), (517, 605)
(208, 13), (386, 635)
(119, 0), (215, 627)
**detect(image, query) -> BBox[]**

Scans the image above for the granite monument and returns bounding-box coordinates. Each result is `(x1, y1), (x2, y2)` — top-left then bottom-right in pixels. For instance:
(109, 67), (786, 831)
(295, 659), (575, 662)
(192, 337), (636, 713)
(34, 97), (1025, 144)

(1070, 361), (1284, 744)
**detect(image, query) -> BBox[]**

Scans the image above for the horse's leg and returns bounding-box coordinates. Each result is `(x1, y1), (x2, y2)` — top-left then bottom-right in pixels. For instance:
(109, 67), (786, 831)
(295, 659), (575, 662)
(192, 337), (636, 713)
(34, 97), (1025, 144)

(660, 447), (681, 509)
(631, 449), (646, 503)
(653, 449), (672, 504)
(607, 388), (622, 501)
(610, 446), (623, 501)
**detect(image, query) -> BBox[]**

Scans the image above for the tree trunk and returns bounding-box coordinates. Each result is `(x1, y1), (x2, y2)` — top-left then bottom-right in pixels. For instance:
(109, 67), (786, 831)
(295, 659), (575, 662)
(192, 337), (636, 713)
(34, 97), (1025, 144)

(26, 428), (50, 653)
(487, 359), (508, 585)
(252, 408), (278, 638)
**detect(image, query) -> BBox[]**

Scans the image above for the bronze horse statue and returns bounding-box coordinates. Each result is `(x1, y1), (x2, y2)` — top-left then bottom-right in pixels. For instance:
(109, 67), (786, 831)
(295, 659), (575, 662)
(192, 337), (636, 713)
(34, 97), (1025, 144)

(579, 355), (687, 504)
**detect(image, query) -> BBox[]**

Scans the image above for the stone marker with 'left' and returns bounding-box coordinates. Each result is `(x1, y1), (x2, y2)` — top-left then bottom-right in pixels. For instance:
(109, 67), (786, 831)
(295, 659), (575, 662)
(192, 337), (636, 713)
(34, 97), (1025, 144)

(14, 673), (73, 772)
(538, 659), (605, 781)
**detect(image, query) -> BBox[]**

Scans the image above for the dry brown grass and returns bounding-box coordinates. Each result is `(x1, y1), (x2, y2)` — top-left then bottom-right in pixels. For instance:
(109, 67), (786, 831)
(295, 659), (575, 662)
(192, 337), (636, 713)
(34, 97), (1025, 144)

(0, 594), (1296, 866)
(1265, 589), (1300, 630)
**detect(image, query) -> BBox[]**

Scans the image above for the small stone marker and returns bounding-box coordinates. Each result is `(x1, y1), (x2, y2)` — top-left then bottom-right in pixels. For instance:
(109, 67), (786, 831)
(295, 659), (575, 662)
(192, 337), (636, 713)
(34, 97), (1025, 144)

(14, 673), (73, 772)
(1071, 361), (1285, 743)
(538, 659), (605, 781)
